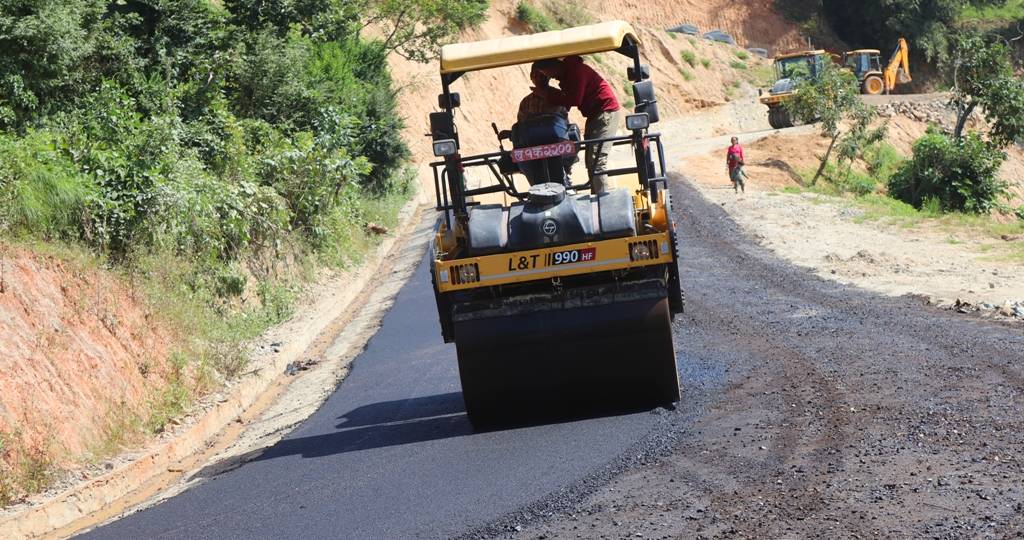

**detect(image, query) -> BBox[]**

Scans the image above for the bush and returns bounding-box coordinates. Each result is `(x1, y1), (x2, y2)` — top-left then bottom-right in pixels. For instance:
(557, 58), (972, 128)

(544, 0), (591, 28)
(0, 131), (96, 240)
(863, 142), (903, 183)
(516, 2), (557, 33)
(681, 50), (697, 67)
(888, 129), (1007, 214)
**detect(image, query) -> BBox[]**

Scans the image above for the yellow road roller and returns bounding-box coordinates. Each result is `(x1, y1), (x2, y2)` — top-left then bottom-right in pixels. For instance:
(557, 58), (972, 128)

(427, 21), (683, 427)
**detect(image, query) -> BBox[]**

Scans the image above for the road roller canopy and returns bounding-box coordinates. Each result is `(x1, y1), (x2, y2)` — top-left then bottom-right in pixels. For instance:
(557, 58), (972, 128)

(773, 49), (827, 61)
(439, 20), (640, 75)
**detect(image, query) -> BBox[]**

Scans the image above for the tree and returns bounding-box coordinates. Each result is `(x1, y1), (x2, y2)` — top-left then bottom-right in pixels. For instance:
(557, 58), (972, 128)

(784, 62), (886, 185)
(947, 32), (1024, 145)
(887, 30), (1024, 215)
(360, 0), (489, 62)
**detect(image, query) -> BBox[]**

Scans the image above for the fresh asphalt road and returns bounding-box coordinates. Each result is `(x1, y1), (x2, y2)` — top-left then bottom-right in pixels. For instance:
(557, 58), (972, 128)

(81, 212), (701, 538)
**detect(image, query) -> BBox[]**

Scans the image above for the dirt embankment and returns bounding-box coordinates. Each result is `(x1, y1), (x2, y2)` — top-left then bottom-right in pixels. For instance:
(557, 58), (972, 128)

(0, 246), (173, 487)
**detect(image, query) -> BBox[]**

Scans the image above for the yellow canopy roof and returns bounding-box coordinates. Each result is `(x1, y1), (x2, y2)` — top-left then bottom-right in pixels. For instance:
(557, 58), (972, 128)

(440, 20), (639, 75)
(775, 50), (827, 60)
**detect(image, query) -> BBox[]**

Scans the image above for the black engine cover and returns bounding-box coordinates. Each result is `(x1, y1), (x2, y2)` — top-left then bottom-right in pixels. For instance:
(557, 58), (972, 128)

(467, 183), (636, 255)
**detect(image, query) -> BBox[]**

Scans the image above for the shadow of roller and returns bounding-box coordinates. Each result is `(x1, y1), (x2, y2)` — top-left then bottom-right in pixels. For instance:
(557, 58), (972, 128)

(454, 296), (680, 429)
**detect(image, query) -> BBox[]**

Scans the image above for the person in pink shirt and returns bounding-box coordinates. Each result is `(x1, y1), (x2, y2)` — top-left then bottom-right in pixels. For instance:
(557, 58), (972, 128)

(727, 136), (748, 193)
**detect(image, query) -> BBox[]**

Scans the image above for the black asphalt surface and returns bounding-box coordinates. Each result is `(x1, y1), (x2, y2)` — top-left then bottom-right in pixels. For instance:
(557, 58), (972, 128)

(81, 186), (714, 539)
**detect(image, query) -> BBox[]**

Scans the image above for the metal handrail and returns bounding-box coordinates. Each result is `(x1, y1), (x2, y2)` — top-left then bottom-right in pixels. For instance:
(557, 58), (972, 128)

(430, 132), (667, 216)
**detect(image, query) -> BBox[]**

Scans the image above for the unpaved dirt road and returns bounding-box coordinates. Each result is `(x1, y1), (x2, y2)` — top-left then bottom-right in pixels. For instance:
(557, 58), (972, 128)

(78, 169), (1024, 538)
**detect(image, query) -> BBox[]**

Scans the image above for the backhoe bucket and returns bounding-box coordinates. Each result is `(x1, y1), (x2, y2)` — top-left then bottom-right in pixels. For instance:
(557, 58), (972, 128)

(453, 293), (680, 428)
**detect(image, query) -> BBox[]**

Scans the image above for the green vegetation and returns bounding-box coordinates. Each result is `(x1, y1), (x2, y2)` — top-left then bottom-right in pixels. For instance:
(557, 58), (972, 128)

(516, 0), (590, 32)
(681, 50), (698, 67)
(890, 33), (1024, 214)
(729, 60), (748, 70)
(679, 68), (696, 81)
(775, 0), (1010, 63)
(888, 129), (1007, 214)
(749, 64), (777, 86)
(960, 0), (1024, 22)
(701, 58), (712, 69)
(735, 50), (751, 60)
(516, 2), (557, 32)
(0, 0), (486, 501)
(0, 429), (52, 507)
(785, 62), (886, 186)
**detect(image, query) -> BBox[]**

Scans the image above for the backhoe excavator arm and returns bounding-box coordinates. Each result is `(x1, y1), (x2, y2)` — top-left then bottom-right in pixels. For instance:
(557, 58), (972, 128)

(884, 38), (911, 91)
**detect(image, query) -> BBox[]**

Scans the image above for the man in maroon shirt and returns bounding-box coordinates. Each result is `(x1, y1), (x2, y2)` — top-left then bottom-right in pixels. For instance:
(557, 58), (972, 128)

(532, 56), (622, 193)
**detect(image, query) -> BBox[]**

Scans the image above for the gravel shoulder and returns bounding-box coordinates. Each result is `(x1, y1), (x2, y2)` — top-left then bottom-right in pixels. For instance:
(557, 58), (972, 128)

(499, 178), (1024, 539)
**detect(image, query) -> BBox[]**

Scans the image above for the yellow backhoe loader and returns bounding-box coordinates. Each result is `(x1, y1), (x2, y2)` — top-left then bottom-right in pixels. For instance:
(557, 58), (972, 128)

(842, 38), (912, 95)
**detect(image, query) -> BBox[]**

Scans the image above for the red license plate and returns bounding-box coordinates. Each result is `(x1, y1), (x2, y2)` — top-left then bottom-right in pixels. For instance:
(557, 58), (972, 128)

(511, 141), (577, 163)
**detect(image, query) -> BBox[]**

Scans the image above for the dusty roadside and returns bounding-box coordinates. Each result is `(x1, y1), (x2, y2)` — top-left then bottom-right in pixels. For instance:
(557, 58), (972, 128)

(670, 100), (1024, 321)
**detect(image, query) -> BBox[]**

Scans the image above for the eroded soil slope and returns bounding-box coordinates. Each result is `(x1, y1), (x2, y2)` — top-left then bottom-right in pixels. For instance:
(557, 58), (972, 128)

(0, 246), (172, 476)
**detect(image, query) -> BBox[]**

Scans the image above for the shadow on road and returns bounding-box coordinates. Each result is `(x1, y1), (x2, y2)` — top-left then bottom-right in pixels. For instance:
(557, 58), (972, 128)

(190, 391), (670, 482)
(263, 392), (475, 458)
(188, 393), (472, 481)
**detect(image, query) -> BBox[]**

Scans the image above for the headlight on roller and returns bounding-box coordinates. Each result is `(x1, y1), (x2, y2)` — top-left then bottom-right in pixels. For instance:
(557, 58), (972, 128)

(629, 239), (661, 262)
(625, 113), (650, 131)
(630, 242), (651, 261)
(448, 263), (480, 285)
(458, 264), (478, 283)
(433, 139), (458, 157)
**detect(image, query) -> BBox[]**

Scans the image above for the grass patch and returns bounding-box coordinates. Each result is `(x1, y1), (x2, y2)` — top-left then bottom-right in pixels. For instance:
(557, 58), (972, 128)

(863, 142), (903, 184)
(729, 60), (748, 70)
(0, 429), (53, 506)
(700, 58), (712, 69)
(734, 50), (750, 60)
(515, 0), (591, 32)
(623, 98), (635, 109)
(749, 64), (775, 86)
(960, 0), (1024, 22)
(679, 68), (695, 81)
(680, 50), (697, 67)
(516, 2), (557, 32)
(543, 0), (592, 28)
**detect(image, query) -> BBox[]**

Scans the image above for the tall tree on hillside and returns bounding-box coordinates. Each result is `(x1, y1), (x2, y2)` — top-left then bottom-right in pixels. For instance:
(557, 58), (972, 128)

(359, 0), (489, 62)
(947, 32), (1024, 145)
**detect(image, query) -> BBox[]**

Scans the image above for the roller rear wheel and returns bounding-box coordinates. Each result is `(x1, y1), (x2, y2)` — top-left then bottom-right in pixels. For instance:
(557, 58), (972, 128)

(454, 295), (680, 429)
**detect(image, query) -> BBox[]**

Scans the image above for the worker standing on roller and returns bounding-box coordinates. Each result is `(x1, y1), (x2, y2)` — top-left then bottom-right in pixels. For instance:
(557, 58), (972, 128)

(727, 136), (747, 194)
(517, 64), (569, 122)
(531, 57), (621, 194)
